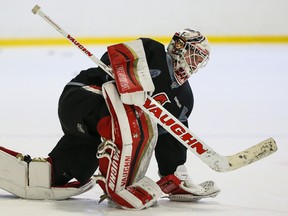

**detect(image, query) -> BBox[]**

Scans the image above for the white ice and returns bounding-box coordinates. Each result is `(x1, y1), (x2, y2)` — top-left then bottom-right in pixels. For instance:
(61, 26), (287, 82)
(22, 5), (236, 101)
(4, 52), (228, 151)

(0, 44), (287, 216)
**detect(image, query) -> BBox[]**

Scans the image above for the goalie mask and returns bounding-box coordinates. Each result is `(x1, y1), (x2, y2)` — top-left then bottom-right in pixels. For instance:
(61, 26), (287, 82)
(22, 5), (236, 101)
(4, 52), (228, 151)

(167, 29), (210, 85)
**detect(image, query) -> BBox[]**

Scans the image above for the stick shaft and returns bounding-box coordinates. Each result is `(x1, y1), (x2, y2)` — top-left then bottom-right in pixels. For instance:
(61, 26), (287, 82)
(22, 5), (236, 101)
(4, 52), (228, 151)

(32, 5), (113, 77)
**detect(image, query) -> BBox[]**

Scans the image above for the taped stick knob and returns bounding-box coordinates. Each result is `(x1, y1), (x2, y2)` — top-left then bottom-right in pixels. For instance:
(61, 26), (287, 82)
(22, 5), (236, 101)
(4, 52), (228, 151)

(32, 5), (41, 14)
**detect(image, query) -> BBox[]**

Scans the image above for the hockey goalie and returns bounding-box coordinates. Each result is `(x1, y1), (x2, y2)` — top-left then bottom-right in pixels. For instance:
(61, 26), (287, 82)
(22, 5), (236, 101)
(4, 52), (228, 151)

(0, 31), (220, 210)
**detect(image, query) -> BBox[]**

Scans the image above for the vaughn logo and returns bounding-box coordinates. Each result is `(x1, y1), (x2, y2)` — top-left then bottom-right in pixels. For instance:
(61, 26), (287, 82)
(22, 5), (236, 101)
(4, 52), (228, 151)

(67, 34), (93, 57)
(143, 97), (208, 155)
(108, 149), (131, 192)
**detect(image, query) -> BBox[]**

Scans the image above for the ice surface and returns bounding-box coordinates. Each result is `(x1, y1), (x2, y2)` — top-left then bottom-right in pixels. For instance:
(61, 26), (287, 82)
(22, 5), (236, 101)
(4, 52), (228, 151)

(0, 44), (287, 215)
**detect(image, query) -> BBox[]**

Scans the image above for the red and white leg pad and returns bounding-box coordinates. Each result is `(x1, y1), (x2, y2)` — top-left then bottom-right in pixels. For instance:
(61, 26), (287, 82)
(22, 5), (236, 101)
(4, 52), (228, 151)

(157, 165), (220, 201)
(96, 82), (161, 210)
(0, 146), (95, 200)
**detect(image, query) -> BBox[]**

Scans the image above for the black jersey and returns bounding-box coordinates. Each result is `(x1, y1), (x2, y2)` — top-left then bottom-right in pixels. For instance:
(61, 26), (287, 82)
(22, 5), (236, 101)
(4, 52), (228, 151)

(49, 38), (194, 184)
(72, 38), (194, 175)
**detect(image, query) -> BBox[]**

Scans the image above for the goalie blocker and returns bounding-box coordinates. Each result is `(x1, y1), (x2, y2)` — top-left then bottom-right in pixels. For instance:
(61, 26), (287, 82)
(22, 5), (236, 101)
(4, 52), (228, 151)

(95, 81), (162, 210)
(107, 39), (155, 106)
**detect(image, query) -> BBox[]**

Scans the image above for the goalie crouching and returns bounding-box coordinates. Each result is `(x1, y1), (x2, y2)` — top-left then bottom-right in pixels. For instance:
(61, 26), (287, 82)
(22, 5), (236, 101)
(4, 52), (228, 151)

(0, 29), (220, 210)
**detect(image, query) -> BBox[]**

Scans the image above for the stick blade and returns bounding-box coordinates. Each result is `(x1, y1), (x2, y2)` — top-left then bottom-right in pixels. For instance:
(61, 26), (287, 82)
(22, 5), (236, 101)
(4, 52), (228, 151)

(225, 137), (277, 172)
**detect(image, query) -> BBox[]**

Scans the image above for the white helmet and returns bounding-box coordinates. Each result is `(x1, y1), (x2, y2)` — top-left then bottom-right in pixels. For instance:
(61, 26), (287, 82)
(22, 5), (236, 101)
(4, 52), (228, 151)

(167, 28), (210, 85)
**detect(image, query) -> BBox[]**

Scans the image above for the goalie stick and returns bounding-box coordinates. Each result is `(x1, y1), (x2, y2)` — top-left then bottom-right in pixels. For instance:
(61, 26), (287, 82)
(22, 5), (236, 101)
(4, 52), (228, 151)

(31, 5), (278, 172)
